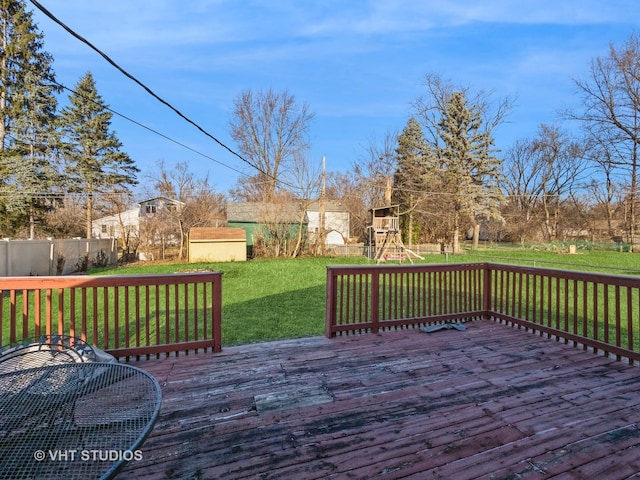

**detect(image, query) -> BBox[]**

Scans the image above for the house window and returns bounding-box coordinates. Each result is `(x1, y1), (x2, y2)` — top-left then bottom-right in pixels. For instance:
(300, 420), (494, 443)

(145, 205), (157, 215)
(166, 202), (177, 212)
(101, 224), (107, 234)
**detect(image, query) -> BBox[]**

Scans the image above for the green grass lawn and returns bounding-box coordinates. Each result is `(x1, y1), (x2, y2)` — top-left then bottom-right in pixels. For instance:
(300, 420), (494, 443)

(94, 256), (364, 346)
(89, 249), (640, 346)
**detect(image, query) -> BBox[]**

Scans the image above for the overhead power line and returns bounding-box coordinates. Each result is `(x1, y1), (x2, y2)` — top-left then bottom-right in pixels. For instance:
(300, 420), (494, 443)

(7, 56), (250, 179)
(28, 0), (266, 177)
(52, 79), (249, 178)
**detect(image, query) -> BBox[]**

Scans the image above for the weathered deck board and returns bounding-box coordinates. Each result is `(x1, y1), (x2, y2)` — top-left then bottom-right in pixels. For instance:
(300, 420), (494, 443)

(117, 319), (640, 479)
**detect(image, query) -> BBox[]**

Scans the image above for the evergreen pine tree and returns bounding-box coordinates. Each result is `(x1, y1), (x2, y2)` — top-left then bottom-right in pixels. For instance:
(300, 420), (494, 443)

(438, 92), (504, 252)
(392, 117), (430, 245)
(59, 72), (139, 238)
(0, 0), (60, 237)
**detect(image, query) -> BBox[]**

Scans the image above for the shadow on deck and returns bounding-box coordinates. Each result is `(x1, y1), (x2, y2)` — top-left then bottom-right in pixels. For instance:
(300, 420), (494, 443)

(118, 319), (640, 479)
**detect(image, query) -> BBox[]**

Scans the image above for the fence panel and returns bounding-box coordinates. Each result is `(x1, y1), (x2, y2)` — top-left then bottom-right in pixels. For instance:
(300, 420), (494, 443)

(0, 238), (118, 276)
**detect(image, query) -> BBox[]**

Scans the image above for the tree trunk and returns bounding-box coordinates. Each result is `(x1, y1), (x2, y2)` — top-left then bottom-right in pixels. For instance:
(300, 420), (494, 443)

(292, 209), (306, 258)
(451, 205), (460, 254)
(179, 220), (186, 259)
(472, 222), (480, 250)
(407, 194), (414, 248)
(453, 227), (460, 254)
(0, 19), (7, 153)
(29, 201), (35, 240)
(86, 193), (93, 239)
(630, 146), (637, 252)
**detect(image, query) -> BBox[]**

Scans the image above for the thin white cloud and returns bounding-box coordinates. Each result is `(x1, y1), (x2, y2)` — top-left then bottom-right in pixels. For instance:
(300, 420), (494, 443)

(292, 0), (637, 37)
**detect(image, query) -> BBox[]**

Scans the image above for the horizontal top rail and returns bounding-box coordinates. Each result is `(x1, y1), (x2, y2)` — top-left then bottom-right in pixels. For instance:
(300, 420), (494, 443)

(487, 262), (640, 287)
(0, 272), (221, 289)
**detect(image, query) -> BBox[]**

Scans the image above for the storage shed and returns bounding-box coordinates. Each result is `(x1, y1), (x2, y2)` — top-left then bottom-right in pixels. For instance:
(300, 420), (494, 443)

(188, 227), (247, 263)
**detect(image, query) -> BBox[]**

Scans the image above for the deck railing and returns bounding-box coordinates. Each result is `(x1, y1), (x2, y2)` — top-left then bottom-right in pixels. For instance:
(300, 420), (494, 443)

(0, 272), (222, 360)
(326, 262), (640, 363)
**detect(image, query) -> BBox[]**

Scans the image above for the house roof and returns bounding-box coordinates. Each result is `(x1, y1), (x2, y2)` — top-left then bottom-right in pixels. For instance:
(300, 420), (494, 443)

(137, 196), (185, 206)
(306, 200), (349, 213)
(226, 202), (307, 224)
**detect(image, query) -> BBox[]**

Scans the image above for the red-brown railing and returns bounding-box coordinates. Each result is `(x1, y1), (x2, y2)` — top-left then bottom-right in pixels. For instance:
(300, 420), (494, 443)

(326, 263), (487, 335)
(326, 263), (640, 363)
(487, 263), (640, 363)
(0, 272), (222, 360)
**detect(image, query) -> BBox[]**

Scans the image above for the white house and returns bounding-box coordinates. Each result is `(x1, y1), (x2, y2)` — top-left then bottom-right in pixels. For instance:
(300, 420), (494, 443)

(91, 197), (183, 240)
(306, 200), (350, 245)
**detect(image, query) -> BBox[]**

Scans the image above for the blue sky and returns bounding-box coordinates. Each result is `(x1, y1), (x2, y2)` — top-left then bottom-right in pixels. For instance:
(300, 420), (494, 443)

(29, 1), (640, 196)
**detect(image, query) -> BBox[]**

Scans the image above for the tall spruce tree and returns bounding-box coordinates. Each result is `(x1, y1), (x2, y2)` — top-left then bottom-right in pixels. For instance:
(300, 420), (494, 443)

(438, 91), (504, 252)
(392, 117), (430, 246)
(0, 0), (60, 237)
(59, 72), (139, 238)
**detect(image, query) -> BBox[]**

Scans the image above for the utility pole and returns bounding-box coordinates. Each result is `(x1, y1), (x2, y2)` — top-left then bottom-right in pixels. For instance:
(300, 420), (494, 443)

(319, 156), (326, 256)
(384, 176), (392, 205)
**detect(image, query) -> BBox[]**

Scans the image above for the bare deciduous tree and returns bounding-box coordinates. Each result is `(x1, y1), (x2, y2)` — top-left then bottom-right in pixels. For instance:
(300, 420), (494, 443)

(501, 138), (545, 244)
(570, 33), (640, 249)
(229, 88), (314, 202)
(148, 161), (226, 259)
(282, 153), (322, 256)
(532, 124), (587, 241)
(326, 171), (368, 242)
(43, 193), (85, 238)
(100, 190), (139, 259)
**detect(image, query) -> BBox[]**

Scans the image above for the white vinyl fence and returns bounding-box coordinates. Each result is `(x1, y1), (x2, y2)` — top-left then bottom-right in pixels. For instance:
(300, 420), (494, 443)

(0, 238), (118, 277)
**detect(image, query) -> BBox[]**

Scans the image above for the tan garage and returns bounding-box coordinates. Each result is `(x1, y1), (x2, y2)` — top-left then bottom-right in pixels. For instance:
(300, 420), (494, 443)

(188, 227), (247, 263)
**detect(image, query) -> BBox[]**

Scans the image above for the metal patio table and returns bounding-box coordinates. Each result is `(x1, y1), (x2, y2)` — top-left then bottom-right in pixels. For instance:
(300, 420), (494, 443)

(0, 362), (162, 480)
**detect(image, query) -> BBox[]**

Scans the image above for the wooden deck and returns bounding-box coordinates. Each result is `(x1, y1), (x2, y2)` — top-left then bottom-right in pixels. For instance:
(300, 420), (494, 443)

(117, 319), (640, 479)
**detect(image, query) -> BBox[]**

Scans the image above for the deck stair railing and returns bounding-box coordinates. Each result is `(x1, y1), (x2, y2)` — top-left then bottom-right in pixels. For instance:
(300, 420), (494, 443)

(0, 272), (222, 360)
(326, 262), (640, 364)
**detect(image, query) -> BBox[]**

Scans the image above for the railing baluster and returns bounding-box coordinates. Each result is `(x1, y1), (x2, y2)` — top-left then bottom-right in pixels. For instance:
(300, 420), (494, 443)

(22, 290), (29, 341)
(615, 285), (621, 359)
(593, 283), (599, 352)
(572, 279), (578, 346)
(603, 284), (610, 349)
(57, 288), (64, 337)
(582, 281), (588, 349)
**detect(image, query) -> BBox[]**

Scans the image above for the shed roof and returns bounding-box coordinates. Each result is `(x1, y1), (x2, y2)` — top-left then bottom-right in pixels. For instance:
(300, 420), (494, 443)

(190, 227), (246, 241)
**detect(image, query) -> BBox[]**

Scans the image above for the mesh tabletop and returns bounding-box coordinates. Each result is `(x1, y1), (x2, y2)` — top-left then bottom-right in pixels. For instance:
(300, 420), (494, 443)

(0, 362), (161, 480)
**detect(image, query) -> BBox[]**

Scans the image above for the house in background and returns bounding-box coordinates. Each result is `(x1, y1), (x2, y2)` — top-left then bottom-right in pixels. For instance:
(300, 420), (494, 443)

(92, 197), (183, 240)
(226, 202), (308, 258)
(306, 200), (350, 245)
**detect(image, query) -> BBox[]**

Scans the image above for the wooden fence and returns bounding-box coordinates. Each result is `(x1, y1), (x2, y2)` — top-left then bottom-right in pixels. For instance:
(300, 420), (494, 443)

(0, 272), (222, 360)
(326, 262), (640, 363)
